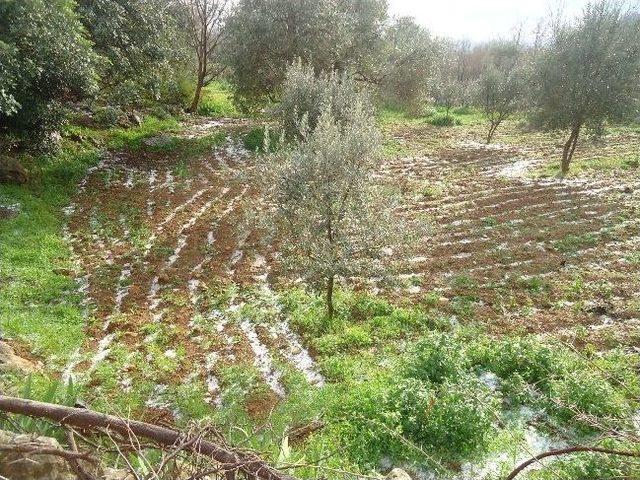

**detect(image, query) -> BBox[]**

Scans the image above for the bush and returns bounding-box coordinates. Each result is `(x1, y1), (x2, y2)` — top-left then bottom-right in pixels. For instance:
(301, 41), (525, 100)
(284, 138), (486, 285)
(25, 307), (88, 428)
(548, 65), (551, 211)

(394, 376), (499, 457)
(276, 61), (374, 139)
(469, 337), (563, 390)
(0, 0), (98, 146)
(428, 113), (461, 126)
(330, 378), (403, 466)
(93, 106), (124, 128)
(549, 373), (628, 424)
(526, 445), (634, 479)
(404, 333), (469, 384)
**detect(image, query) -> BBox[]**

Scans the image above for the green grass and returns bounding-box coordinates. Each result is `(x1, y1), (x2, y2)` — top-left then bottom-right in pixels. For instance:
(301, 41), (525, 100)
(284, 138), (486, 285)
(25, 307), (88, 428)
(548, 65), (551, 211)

(0, 116), (185, 375)
(539, 154), (640, 177)
(66, 115), (180, 151)
(379, 105), (485, 131)
(198, 81), (239, 118)
(243, 126), (282, 153)
(0, 150), (98, 367)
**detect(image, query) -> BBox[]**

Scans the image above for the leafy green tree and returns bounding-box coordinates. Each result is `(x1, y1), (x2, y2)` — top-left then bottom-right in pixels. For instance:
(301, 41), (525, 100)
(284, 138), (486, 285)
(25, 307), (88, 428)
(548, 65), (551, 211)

(224, 0), (387, 107)
(0, 0), (98, 145)
(0, 42), (20, 117)
(261, 72), (397, 319)
(378, 17), (437, 113)
(77, 0), (186, 108)
(532, 0), (640, 174)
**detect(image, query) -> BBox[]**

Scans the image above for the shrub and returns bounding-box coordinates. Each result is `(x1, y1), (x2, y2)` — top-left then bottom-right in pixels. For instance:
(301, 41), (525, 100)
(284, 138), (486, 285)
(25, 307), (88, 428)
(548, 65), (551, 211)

(329, 379), (403, 467)
(0, 0), (98, 146)
(549, 373), (628, 424)
(394, 376), (499, 456)
(469, 337), (563, 390)
(379, 17), (436, 113)
(526, 444), (634, 479)
(276, 61), (374, 139)
(404, 333), (469, 384)
(428, 113), (461, 127)
(93, 106), (124, 128)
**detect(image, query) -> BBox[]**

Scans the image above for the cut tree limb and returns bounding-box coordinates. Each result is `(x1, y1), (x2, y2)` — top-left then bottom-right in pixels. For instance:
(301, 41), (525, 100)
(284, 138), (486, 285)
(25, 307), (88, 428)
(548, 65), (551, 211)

(506, 445), (640, 480)
(0, 396), (297, 480)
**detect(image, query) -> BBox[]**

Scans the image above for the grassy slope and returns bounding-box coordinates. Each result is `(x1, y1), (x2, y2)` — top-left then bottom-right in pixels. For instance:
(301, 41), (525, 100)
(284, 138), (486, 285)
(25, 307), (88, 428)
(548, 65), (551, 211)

(0, 117), (180, 373)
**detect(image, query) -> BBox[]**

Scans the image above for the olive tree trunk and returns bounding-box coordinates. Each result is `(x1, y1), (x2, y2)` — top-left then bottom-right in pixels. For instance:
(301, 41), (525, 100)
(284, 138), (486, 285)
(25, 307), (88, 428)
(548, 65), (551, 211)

(326, 274), (335, 320)
(561, 123), (582, 175)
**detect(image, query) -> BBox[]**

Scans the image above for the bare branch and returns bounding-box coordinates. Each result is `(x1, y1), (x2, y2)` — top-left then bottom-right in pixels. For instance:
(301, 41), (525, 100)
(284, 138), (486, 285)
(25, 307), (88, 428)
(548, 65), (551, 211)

(506, 446), (640, 480)
(0, 396), (297, 480)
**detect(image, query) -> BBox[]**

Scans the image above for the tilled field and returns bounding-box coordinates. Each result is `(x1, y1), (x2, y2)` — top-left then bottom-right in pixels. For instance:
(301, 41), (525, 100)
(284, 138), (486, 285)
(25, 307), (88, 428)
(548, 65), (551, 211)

(382, 124), (640, 344)
(63, 120), (323, 412)
(62, 119), (640, 412)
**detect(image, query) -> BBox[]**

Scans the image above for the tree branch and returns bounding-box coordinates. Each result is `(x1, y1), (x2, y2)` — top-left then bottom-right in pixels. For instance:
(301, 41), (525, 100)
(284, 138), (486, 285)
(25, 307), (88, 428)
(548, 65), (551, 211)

(0, 396), (296, 480)
(506, 445), (640, 480)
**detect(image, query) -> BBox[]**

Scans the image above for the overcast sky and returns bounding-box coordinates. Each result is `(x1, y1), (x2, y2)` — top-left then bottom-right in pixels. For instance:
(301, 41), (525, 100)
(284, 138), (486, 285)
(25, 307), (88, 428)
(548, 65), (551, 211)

(387, 0), (593, 43)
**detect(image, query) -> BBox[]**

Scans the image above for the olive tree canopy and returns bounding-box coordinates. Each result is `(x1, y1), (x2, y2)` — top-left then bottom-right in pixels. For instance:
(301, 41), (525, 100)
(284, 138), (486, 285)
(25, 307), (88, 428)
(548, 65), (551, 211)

(532, 0), (640, 174)
(474, 40), (527, 143)
(224, 0), (387, 108)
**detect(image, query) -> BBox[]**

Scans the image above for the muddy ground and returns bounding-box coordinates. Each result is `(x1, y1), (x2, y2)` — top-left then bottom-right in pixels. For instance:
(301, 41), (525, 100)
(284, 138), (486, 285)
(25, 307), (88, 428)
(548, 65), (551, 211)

(63, 117), (640, 411)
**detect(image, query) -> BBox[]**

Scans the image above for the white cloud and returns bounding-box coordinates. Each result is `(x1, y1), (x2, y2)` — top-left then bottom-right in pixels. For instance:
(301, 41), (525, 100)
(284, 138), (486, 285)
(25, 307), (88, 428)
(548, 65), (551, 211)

(387, 0), (592, 43)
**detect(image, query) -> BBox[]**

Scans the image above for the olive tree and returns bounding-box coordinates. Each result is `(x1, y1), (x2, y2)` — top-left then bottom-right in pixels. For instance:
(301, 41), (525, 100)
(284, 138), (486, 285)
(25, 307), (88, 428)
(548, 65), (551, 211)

(431, 57), (463, 116)
(532, 0), (640, 174)
(224, 0), (387, 107)
(276, 61), (364, 139)
(378, 17), (437, 113)
(474, 41), (527, 143)
(0, 0), (98, 145)
(261, 75), (396, 319)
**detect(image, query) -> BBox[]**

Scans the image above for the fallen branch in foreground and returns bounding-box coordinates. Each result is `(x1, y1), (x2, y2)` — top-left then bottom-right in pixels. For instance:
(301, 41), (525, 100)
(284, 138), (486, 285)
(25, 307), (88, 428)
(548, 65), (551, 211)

(0, 443), (97, 463)
(506, 445), (640, 480)
(0, 396), (297, 480)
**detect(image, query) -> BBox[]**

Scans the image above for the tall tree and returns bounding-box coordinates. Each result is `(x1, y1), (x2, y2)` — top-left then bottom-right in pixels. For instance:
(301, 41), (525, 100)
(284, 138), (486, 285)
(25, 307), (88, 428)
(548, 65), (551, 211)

(474, 40), (527, 143)
(532, 0), (640, 174)
(431, 55), (463, 116)
(224, 0), (387, 108)
(378, 16), (437, 113)
(180, 0), (231, 113)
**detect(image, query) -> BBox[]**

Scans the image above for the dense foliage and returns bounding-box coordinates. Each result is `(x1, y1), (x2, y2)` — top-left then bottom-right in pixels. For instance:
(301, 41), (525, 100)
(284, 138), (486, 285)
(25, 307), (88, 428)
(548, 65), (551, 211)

(0, 0), (98, 145)
(379, 17), (437, 112)
(276, 62), (372, 139)
(78, 0), (186, 107)
(224, 0), (387, 107)
(262, 74), (390, 317)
